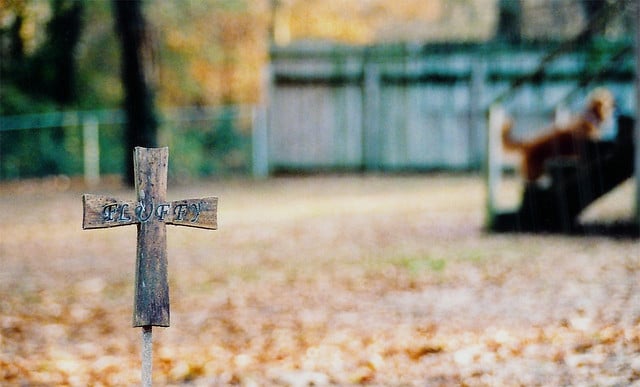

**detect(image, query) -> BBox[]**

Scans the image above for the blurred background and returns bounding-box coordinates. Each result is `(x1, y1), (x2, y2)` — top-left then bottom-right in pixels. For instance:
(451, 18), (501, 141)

(1, 2), (639, 384)
(0, 0), (637, 182)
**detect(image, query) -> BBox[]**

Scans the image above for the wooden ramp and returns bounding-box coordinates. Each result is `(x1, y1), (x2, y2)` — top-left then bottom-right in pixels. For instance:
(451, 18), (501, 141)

(490, 115), (638, 236)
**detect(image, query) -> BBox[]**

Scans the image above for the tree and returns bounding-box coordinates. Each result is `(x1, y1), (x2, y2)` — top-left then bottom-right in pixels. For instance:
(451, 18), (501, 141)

(580, 0), (607, 40)
(43, 0), (84, 105)
(112, 0), (158, 185)
(0, 0), (85, 179)
(1, 0), (85, 109)
(495, 0), (521, 43)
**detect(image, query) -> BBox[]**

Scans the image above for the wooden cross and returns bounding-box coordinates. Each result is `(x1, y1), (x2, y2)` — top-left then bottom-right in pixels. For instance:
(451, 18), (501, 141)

(82, 147), (217, 385)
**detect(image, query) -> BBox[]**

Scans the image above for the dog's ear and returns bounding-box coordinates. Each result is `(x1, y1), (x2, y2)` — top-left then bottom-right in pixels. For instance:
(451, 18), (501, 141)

(587, 88), (614, 121)
(591, 99), (604, 120)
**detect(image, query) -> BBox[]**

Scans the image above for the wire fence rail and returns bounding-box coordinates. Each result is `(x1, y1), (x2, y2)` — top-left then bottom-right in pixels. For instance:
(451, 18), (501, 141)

(0, 105), (266, 183)
(0, 109), (125, 132)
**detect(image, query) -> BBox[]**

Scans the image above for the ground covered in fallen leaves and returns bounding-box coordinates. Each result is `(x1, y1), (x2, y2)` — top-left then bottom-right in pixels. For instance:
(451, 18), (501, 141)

(1, 175), (639, 386)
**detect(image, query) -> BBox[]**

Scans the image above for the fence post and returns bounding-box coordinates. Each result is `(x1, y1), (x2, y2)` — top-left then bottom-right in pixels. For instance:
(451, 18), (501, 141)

(363, 62), (381, 171)
(636, 0), (640, 222)
(469, 60), (486, 169)
(486, 104), (506, 227)
(83, 115), (100, 186)
(252, 104), (269, 178)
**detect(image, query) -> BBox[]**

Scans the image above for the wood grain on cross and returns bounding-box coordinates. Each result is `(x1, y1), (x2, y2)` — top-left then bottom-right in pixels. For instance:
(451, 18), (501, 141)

(82, 147), (217, 327)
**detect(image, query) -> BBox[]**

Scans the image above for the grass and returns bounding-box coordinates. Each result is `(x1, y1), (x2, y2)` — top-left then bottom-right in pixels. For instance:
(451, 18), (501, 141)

(396, 255), (448, 274)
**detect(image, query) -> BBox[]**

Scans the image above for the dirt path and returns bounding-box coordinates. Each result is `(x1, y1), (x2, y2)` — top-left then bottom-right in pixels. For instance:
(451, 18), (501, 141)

(1, 175), (638, 385)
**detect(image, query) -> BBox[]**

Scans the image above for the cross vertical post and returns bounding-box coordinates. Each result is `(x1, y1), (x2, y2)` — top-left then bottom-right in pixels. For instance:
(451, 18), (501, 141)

(133, 147), (170, 327)
(82, 147), (218, 386)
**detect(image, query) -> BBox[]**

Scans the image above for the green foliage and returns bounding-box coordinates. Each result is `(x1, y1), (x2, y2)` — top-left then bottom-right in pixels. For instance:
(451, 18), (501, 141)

(1, 0), (85, 179)
(98, 124), (126, 176)
(0, 107), (251, 180)
(0, 85), (57, 116)
(390, 254), (448, 274)
(166, 107), (251, 180)
(75, 1), (123, 110)
(1, 128), (62, 179)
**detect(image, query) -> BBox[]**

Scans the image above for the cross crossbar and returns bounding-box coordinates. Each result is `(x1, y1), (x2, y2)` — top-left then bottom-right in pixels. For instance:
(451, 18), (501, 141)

(82, 195), (218, 229)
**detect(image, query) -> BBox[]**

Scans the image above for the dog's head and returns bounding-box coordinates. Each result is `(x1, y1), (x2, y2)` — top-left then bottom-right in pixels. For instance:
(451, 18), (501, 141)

(586, 88), (615, 123)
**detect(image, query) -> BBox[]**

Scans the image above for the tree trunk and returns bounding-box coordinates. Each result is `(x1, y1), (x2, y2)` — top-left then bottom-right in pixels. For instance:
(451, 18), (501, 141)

(47, 0), (84, 105)
(495, 0), (521, 43)
(112, 0), (158, 185)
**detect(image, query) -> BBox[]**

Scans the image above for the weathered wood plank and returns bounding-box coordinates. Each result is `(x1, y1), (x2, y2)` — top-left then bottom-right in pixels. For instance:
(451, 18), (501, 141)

(167, 197), (218, 229)
(82, 194), (138, 229)
(133, 147), (170, 328)
(82, 194), (217, 229)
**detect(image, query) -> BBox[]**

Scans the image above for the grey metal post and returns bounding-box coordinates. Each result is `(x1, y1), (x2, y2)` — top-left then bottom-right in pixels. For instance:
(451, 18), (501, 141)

(141, 326), (153, 387)
(82, 115), (100, 187)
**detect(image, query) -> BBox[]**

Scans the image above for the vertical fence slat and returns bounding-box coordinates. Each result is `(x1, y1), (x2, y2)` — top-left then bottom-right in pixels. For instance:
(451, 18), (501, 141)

(363, 63), (381, 171)
(469, 61), (486, 168)
(252, 105), (269, 178)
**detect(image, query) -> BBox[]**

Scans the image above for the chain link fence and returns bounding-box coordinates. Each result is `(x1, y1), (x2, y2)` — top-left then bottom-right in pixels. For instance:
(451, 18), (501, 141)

(0, 105), (260, 182)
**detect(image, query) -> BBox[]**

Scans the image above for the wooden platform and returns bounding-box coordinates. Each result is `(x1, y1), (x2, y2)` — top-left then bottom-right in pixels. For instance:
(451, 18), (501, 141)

(490, 115), (638, 236)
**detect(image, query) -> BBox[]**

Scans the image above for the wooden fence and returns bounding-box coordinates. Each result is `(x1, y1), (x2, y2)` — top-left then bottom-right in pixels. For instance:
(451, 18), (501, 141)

(265, 41), (635, 173)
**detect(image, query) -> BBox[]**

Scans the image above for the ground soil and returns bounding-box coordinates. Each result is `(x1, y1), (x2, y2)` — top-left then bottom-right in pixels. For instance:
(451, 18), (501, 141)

(1, 175), (639, 386)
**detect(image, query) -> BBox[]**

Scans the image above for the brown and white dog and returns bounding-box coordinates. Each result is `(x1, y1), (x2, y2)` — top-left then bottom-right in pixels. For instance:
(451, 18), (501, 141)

(501, 88), (615, 182)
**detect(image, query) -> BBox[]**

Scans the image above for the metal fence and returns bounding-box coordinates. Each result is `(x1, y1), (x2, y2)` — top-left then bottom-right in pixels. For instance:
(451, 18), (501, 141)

(0, 105), (260, 183)
(1, 42), (636, 183)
